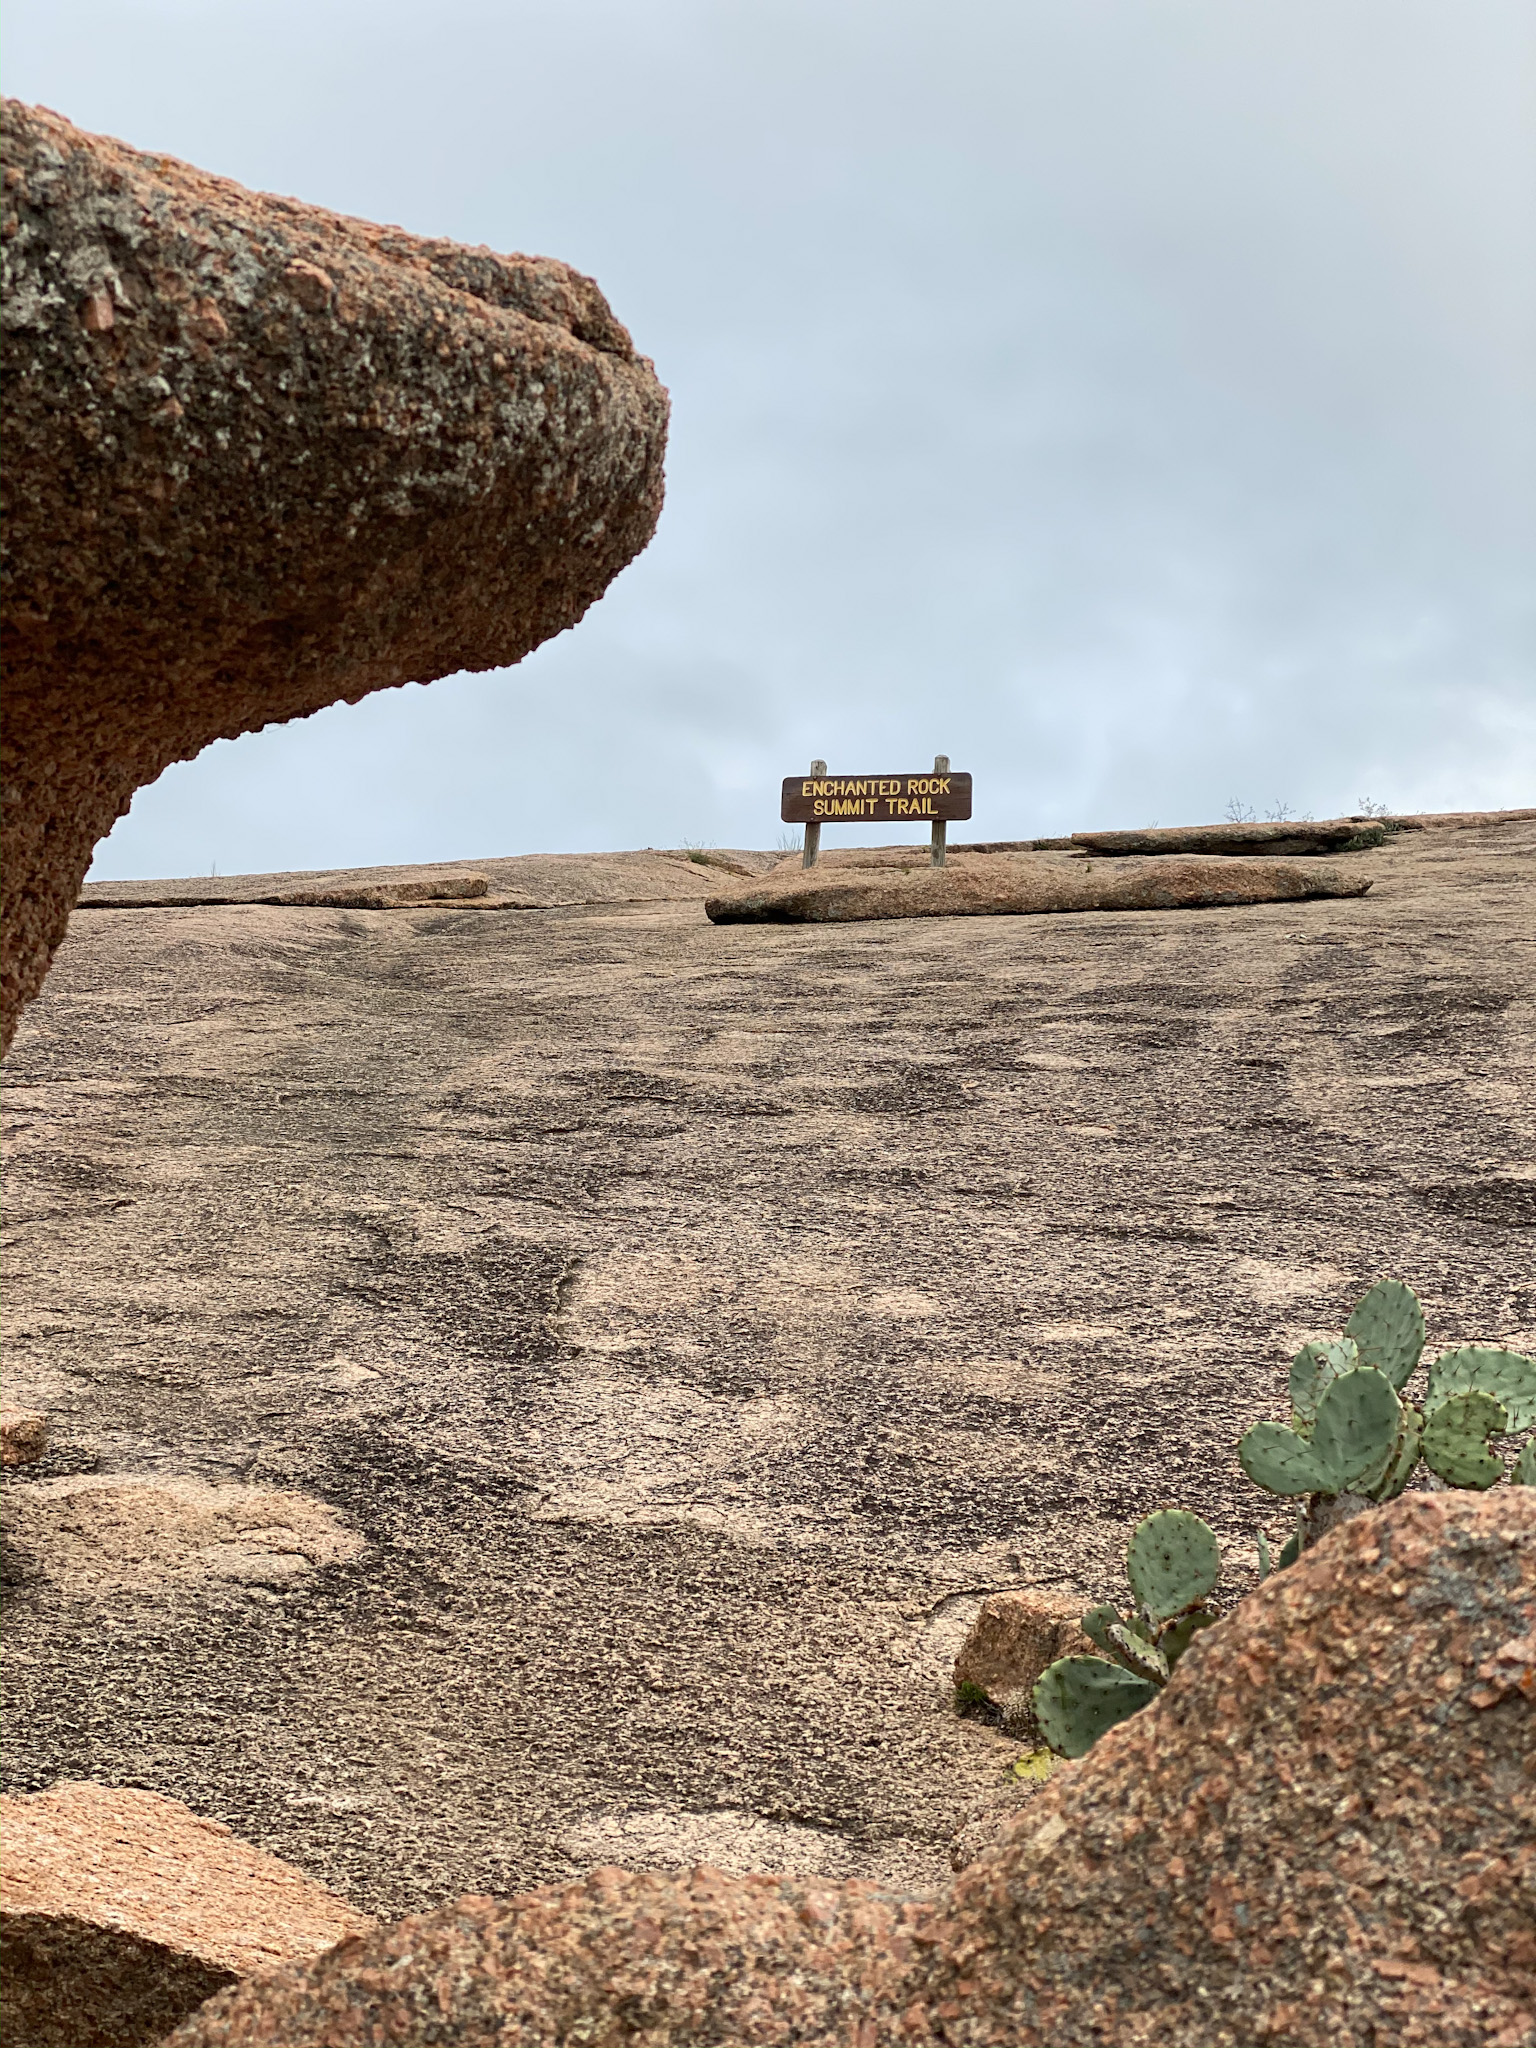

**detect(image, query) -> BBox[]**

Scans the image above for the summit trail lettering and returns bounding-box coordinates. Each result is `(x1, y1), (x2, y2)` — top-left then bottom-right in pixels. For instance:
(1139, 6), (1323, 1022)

(783, 757), (971, 869)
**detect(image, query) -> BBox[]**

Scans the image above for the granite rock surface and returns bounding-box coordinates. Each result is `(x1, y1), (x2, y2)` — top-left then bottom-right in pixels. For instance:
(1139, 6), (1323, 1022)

(0, 1780), (372, 2047)
(951, 1590), (1095, 1738)
(4, 815), (1532, 1924)
(0, 98), (667, 1050)
(167, 1491), (1536, 2047)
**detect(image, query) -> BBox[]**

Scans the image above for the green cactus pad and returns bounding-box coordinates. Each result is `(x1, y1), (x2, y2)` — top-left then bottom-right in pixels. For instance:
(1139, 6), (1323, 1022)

(1239, 1419), (1338, 1497)
(1371, 1404), (1423, 1501)
(1421, 1391), (1508, 1489)
(1514, 1439), (1536, 1487)
(1032, 1655), (1159, 1760)
(1343, 1279), (1426, 1390)
(1125, 1509), (1220, 1622)
(1312, 1367), (1402, 1494)
(1289, 1337), (1360, 1432)
(1277, 1527), (1301, 1569)
(1079, 1603), (1122, 1656)
(1159, 1606), (1218, 1669)
(1425, 1348), (1536, 1431)
(1106, 1621), (1170, 1685)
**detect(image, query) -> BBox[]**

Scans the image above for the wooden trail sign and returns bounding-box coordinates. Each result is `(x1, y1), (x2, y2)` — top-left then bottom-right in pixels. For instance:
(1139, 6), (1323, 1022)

(784, 757), (971, 869)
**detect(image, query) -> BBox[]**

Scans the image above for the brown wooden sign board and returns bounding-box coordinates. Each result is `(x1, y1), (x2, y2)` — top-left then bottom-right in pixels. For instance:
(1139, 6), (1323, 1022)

(781, 772), (973, 825)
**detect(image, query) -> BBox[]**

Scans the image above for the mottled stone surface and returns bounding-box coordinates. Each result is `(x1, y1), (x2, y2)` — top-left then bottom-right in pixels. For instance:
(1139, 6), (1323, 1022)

(952, 1590), (1094, 1738)
(707, 852), (1372, 923)
(168, 1492), (1536, 2046)
(1, 1407), (48, 1467)
(4, 815), (1532, 1923)
(0, 1780), (371, 2047)
(0, 98), (667, 1051)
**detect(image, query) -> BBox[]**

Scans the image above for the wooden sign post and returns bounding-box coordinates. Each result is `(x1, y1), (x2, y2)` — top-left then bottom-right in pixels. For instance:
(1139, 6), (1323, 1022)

(781, 757), (972, 870)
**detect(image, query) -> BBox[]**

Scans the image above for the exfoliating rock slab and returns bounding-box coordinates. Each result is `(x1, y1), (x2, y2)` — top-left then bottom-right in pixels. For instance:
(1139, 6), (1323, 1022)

(1, 1781), (373, 2047)
(706, 853), (1371, 924)
(1071, 818), (1386, 856)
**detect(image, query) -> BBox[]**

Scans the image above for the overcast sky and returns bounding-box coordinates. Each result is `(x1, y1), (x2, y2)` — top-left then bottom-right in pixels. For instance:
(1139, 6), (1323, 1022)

(9, 0), (1534, 874)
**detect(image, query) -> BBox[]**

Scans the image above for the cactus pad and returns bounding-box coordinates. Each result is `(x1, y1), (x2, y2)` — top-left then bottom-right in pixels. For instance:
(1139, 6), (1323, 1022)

(1106, 1621), (1170, 1685)
(1371, 1403), (1423, 1501)
(1289, 1337), (1360, 1431)
(1158, 1606), (1218, 1668)
(1343, 1279), (1426, 1390)
(1125, 1509), (1220, 1621)
(1421, 1391), (1508, 1489)
(1239, 1419), (1338, 1497)
(1425, 1347), (1536, 1431)
(1514, 1439), (1536, 1487)
(1312, 1367), (1402, 1494)
(1078, 1603), (1122, 1656)
(1032, 1655), (1159, 1760)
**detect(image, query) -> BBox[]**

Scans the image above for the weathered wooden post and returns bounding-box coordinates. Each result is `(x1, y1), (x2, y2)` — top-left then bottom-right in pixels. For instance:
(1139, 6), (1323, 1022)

(802, 759), (826, 869)
(931, 755), (949, 868)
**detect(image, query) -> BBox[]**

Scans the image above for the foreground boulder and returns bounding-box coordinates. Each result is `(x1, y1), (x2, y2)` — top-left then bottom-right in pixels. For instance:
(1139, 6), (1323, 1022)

(706, 853), (1371, 923)
(1072, 819), (1387, 856)
(0, 100), (668, 1050)
(0, 1781), (372, 2046)
(170, 1491), (1534, 2047)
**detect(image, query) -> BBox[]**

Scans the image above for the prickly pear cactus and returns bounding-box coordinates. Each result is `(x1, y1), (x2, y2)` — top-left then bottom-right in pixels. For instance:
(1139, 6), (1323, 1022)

(1240, 1367), (1402, 1500)
(1078, 1603), (1121, 1657)
(1032, 1656), (1158, 1760)
(1239, 1420), (1337, 1497)
(1125, 1509), (1221, 1621)
(1105, 1621), (1170, 1684)
(1375, 1404), (1424, 1501)
(1158, 1607), (1219, 1667)
(1421, 1391), (1509, 1489)
(1343, 1278), (1426, 1390)
(1241, 1286), (1536, 1566)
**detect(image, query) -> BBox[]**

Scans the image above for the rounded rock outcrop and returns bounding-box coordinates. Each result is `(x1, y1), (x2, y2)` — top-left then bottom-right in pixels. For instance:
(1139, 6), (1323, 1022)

(169, 1490), (1536, 2047)
(0, 99), (668, 1049)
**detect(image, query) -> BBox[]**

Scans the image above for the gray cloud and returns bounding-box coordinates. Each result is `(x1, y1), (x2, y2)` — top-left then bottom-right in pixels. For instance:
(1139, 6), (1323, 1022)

(9, 0), (1531, 872)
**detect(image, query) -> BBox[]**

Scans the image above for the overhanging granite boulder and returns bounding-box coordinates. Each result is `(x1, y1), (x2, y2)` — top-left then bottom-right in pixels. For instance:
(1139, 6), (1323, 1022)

(0, 1781), (372, 2047)
(0, 100), (668, 1050)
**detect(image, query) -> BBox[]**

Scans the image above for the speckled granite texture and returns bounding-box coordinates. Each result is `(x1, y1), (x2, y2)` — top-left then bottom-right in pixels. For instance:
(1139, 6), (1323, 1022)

(170, 1491), (1536, 2047)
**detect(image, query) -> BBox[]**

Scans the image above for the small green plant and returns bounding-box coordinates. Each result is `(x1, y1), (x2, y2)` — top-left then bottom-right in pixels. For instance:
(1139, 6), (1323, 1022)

(1241, 1279), (1536, 1572)
(1031, 1509), (1223, 1760)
